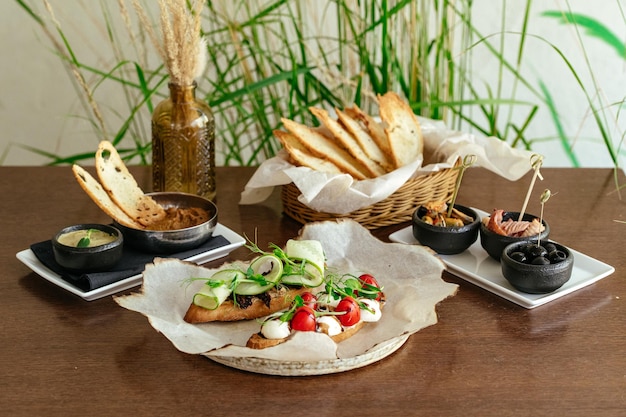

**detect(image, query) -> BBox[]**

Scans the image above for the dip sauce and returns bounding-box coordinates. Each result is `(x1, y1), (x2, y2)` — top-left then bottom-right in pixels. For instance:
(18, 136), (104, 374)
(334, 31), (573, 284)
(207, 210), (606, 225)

(145, 207), (210, 231)
(57, 229), (117, 247)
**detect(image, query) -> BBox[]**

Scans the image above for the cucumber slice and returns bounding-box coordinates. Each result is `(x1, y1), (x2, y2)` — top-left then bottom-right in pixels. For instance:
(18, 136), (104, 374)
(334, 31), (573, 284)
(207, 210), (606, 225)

(192, 269), (243, 310)
(281, 262), (324, 287)
(211, 268), (247, 283)
(284, 239), (325, 273)
(234, 254), (283, 295)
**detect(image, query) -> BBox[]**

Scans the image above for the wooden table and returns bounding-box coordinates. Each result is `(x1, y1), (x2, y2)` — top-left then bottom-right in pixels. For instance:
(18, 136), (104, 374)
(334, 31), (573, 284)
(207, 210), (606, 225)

(2, 166), (625, 417)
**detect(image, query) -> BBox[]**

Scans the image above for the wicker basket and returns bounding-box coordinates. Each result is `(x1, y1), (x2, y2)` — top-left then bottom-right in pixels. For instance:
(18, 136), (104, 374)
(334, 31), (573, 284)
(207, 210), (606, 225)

(281, 165), (460, 229)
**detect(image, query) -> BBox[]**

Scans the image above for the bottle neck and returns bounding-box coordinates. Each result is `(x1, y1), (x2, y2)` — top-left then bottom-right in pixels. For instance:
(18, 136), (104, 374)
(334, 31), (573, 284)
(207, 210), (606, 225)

(168, 82), (197, 103)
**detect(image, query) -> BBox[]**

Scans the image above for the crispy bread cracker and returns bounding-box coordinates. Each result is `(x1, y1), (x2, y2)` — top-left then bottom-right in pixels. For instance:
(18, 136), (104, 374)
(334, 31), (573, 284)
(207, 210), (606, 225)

(274, 130), (344, 175)
(344, 104), (393, 163)
(377, 92), (424, 168)
(281, 118), (371, 180)
(71, 164), (143, 229)
(95, 141), (166, 227)
(335, 107), (394, 172)
(309, 107), (386, 177)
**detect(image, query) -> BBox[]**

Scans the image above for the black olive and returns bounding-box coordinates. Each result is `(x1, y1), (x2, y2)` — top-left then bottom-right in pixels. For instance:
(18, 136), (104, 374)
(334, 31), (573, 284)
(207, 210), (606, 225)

(549, 250), (568, 263)
(510, 251), (527, 263)
(519, 242), (536, 255)
(531, 256), (551, 265)
(528, 245), (548, 259)
(544, 243), (557, 255)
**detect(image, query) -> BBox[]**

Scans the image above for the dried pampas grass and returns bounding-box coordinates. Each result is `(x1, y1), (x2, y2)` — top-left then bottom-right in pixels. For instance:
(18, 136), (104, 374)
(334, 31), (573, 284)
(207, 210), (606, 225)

(132, 0), (206, 86)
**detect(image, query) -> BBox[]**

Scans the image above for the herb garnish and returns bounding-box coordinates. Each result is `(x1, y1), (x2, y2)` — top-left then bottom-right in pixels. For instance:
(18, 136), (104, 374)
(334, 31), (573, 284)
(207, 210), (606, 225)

(76, 229), (97, 247)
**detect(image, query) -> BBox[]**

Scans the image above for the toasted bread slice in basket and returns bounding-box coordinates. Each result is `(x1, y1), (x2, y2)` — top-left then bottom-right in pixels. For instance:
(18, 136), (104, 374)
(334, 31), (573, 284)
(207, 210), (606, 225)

(309, 107), (386, 177)
(281, 118), (371, 180)
(274, 130), (344, 175)
(377, 92), (424, 168)
(335, 107), (394, 172)
(343, 104), (393, 164)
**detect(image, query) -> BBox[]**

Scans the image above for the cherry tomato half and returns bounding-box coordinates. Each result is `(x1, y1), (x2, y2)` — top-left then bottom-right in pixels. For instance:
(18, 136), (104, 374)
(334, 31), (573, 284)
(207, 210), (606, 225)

(300, 292), (318, 310)
(357, 274), (383, 301)
(290, 306), (316, 332)
(335, 296), (361, 327)
(359, 274), (380, 288)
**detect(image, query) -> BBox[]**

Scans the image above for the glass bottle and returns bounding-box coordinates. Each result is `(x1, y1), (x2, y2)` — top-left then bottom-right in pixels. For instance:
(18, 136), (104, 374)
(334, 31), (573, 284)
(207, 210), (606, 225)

(151, 82), (216, 201)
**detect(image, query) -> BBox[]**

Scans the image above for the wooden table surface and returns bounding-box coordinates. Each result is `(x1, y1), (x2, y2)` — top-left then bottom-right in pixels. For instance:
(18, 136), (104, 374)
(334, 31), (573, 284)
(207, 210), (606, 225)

(2, 165), (625, 417)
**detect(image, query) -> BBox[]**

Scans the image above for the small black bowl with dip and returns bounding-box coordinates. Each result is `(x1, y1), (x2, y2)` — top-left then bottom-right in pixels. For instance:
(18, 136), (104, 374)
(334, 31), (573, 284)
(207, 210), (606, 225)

(52, 224), (123, 272)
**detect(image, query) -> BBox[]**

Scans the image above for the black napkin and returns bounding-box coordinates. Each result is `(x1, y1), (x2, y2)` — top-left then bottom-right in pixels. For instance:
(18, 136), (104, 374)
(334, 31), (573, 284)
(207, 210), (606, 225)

(30, 235), (231, 292)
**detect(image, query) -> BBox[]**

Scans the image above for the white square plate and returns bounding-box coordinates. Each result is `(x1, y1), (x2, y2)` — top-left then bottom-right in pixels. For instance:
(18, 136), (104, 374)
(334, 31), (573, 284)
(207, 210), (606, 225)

(16, 223), (246, 301)
(389, 209), (615, 309)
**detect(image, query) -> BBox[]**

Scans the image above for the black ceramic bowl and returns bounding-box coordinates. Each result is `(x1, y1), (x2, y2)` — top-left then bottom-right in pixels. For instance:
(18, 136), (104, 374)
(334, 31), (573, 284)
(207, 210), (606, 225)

(411, 204), (480, 255)
(501, 241), (574, 294)
(52, 223), (123, 272)
(115, 191), (218, 254)
(480, 211), (550, 260)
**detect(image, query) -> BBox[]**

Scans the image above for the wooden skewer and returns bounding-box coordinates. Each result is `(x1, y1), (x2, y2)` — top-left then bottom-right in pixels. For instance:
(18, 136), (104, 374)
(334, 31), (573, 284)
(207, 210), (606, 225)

(518, 154), (544, 221)
(537, 189), (551, 246)
(447, 154), (476, 218)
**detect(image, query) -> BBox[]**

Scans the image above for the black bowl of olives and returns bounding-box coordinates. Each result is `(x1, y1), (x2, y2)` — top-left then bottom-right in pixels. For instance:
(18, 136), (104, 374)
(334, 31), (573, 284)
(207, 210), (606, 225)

(501, 241), (574, 294)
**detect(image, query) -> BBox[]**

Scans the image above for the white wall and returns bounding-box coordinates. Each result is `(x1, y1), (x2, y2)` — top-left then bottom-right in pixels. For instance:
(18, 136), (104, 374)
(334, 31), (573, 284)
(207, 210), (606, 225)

(471, 0), (625, 168)
(1, 0), (624, 167)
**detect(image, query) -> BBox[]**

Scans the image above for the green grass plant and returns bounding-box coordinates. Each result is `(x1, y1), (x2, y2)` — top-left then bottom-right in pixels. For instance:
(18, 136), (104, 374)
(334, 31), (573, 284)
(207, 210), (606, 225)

(7, 0), (625, 185)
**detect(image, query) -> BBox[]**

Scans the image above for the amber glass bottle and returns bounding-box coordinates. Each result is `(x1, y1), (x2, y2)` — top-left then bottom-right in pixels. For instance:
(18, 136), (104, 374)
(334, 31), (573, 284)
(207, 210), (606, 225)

(151, 82), (216, 201)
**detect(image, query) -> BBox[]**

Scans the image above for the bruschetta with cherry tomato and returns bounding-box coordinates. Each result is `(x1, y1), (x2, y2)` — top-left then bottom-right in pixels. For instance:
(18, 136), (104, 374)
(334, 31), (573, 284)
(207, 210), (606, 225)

(246, 273), (385, 349)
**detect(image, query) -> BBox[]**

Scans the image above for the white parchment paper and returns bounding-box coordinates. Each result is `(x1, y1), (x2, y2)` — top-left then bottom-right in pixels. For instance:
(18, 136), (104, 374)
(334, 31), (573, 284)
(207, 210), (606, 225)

(240, 116), (537, 214)
(115, 220), (458, 362)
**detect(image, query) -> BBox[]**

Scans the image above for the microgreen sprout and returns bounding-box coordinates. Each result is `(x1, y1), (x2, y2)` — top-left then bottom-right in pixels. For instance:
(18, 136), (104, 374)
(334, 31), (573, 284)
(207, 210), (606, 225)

(181, 274), (235, 289)
(320, 272), (380, 313)
(519, 154), (544, 221)
(76, 228), (97, 247)
(447, 154), (476, 218)
(258, 294), (306, 326)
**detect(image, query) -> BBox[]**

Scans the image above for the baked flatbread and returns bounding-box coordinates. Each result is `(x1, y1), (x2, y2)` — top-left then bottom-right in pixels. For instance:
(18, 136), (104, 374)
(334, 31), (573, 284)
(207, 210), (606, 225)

(377, 92), (424, 168)
(71, 164), (143, 229)
(95, 141), (166, 227)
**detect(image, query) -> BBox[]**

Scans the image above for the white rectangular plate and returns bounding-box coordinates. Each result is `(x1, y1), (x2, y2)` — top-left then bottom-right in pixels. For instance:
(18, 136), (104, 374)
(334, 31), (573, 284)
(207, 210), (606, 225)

(388, 209), (615, 309)
(16, 223), (246, 301)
